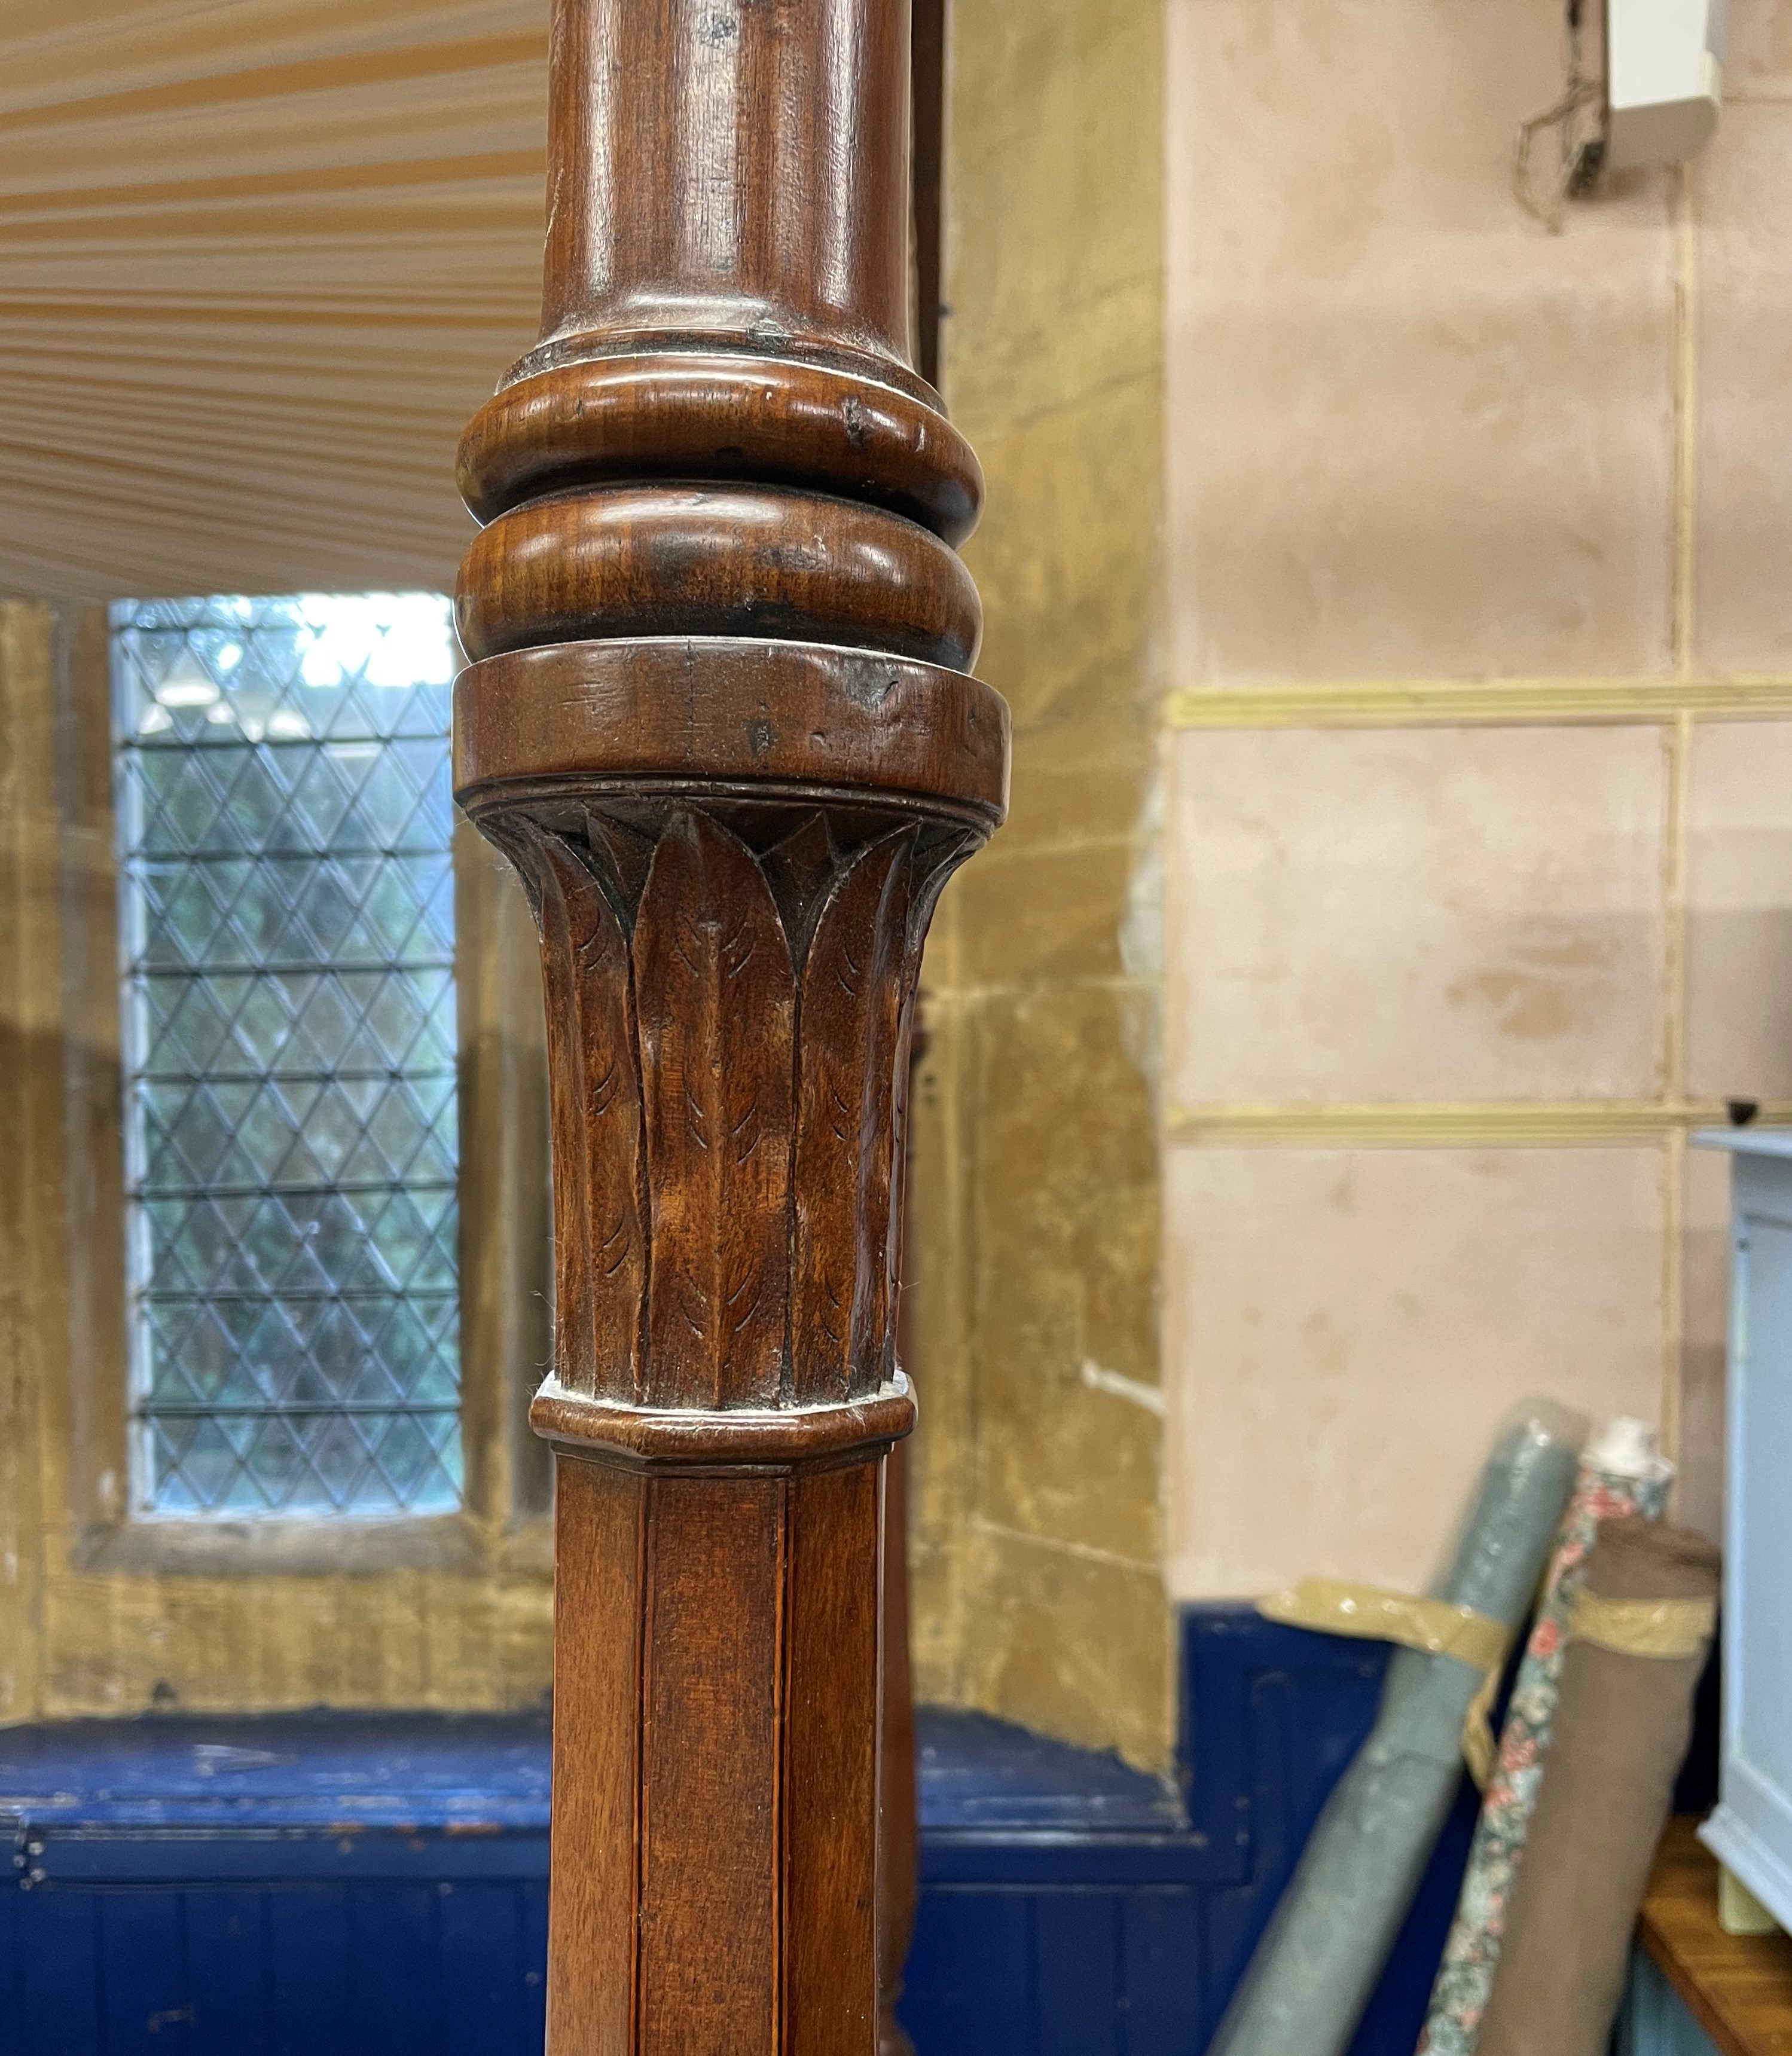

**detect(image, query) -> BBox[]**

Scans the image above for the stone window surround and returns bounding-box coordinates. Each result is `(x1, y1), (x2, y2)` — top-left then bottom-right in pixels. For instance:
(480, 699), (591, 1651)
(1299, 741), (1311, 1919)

(25, 603), (553, 1583)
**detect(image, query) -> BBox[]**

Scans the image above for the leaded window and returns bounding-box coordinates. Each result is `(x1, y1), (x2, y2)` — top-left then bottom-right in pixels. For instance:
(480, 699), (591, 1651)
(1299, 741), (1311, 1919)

(112, 595), (463, 1519)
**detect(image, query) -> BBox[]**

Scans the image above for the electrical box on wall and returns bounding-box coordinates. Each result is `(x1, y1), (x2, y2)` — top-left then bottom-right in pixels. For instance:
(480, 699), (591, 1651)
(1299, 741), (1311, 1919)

(1606, 0), (1725, 169)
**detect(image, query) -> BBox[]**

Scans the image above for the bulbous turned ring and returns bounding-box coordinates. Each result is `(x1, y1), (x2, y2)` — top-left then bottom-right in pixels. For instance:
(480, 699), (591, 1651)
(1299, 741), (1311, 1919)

(530, 1372), (917, 1475)
(452, 637), (1011, 826)
(456, 482), (983, 674)
(459, 353), (983, 544)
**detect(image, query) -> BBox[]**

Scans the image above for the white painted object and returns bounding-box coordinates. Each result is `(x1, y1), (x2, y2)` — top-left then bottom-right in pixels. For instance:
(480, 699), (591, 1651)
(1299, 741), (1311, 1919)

(1605, 0), (1724, 170)
(1585, 1414), (1675, 1492)
(1692, 1130), (1792, 1933)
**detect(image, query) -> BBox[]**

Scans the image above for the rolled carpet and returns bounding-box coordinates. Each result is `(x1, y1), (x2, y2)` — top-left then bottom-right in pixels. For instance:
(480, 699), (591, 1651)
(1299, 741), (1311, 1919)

(1419, 1419), (1674, 2055)
(1473, 1516), (1720, 2056)
(1208, 1411), (1582, 2056)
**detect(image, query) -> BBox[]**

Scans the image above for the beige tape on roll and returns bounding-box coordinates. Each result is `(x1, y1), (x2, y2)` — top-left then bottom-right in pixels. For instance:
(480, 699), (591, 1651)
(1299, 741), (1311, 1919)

(1570, 1592), (1716, 1659)
(1258, 1578), (1509, 1669)
(1460, 1663), (1504, 1792)
(1257, 1577), (1513, 1788)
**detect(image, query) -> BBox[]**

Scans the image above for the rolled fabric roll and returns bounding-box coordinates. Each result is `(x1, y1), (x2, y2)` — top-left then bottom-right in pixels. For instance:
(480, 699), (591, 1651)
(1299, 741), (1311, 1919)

(1473, 1517), (1720, 2056)
(1209, 1410), (1582, 2056)
(1419, 1420), (1674, 2055)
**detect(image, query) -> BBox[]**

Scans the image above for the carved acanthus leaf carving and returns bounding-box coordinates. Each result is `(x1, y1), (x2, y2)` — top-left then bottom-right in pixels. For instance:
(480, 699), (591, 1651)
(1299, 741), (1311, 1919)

(632, 808), (795, 1410)
(532, 832), (645, 1401)
(502, 796), (979, 1417)
(793, 828), (914, 1403)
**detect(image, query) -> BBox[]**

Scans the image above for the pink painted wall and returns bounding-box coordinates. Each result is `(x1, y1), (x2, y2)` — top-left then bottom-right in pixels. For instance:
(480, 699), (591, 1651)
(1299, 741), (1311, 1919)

(1162, 0), (1792, 1595)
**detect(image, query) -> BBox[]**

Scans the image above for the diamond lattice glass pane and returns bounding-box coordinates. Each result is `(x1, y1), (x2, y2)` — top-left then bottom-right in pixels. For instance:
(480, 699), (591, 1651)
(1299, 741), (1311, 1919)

(114, 595), (463, 1519)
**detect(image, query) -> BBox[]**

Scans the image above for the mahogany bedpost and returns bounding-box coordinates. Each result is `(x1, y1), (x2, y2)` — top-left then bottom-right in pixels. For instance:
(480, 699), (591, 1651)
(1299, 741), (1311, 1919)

(451, 3), (1007, 2046)
(877, 1436), (920, 2056)
(875, 1017), (929, 2056)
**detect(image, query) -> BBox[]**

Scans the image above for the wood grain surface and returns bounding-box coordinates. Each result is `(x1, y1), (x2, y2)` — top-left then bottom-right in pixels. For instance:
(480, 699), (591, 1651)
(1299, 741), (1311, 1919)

(531, 0), (918, 377)
(639, 1474), (785, 2056)
(454, 639), (1009, 826)
(501, 799), (973, 1441)
(547, 1461), (644, 2056)
(1638, 1819), (1792, 2056)
(877, 1437), (919, 2056)
(457, 482), (982, 672)
(451, 0), (1006, 2041)
(783, 1462), (884, 2056)
(458, 355), (982, 542)
(793, 830), (914, 1404)
(529, 828), (645, 1403)
(633, 808), (795, 1410)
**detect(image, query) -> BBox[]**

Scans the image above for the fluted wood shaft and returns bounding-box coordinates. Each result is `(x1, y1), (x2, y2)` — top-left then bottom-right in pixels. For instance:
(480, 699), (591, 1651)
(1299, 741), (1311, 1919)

(451, 3), (1006, 2048)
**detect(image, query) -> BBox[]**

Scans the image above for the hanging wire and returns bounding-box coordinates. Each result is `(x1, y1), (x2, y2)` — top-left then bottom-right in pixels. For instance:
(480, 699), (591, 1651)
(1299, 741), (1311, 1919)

(1514, 0), (1607, 231)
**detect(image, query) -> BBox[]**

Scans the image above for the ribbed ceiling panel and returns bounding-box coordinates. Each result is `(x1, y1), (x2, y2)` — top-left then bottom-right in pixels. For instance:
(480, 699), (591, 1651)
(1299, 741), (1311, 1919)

(0, 1), (548, 598)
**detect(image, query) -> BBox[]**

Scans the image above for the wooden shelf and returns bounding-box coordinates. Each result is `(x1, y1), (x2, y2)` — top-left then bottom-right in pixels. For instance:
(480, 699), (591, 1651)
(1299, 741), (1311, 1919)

(1638, 1819), (1792, 2056)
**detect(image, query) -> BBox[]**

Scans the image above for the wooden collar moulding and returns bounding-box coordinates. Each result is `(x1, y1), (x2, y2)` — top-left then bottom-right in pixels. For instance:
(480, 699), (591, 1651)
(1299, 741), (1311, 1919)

(450, 2), (1008, 2049)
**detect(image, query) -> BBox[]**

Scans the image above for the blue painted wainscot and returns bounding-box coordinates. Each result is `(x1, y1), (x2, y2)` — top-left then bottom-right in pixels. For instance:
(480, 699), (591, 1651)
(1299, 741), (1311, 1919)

(1, 1608), (1486, 2056)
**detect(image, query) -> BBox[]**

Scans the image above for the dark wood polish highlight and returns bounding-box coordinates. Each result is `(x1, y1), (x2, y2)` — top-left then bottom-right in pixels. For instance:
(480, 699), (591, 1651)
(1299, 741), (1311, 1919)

(784, 1462), (884, 2056)
(633, 808), (794, 1411)
(547, 1461), (643, 2056)
(458, 356), (981, 541)
(792, 830), (913, 1404)
(639, 1475), (785, 2054)
(457, 482), (982, 673)
(533, 0), (918, 374)
(453, 0), (1005, 2043)
(454, 639), (1008, 825)
(877, 1440), (920, 2056)
(526, 831), (645, 1403)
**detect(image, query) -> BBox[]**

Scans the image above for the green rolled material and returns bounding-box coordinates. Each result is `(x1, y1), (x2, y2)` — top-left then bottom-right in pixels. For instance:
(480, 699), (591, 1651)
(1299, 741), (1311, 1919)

(1209, 1409), (1583, 2056)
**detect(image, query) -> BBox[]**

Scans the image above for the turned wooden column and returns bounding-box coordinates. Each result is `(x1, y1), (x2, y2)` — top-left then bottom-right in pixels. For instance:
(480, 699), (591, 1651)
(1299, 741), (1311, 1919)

(877, 1439), (920, 2056)
(452, 4), (1005, 2048)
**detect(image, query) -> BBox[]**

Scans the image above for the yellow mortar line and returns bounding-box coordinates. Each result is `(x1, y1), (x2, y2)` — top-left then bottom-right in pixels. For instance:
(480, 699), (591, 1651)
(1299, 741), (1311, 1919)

(1663, 714), (1693, 1101)
(1161, 675), (1792, 730)
(1671, 160), (1699, 679)
(1660, 715), (1695, 1493)
(1660, 726), (1693, 1483)
(1153, 182), (1723, 1499)
(1661, 1125), (1688, 1494)
(1661, 160), (1700, 1492)
(967, 1514), (1159, 1578)
(1164, 1101), (1784, 1148)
